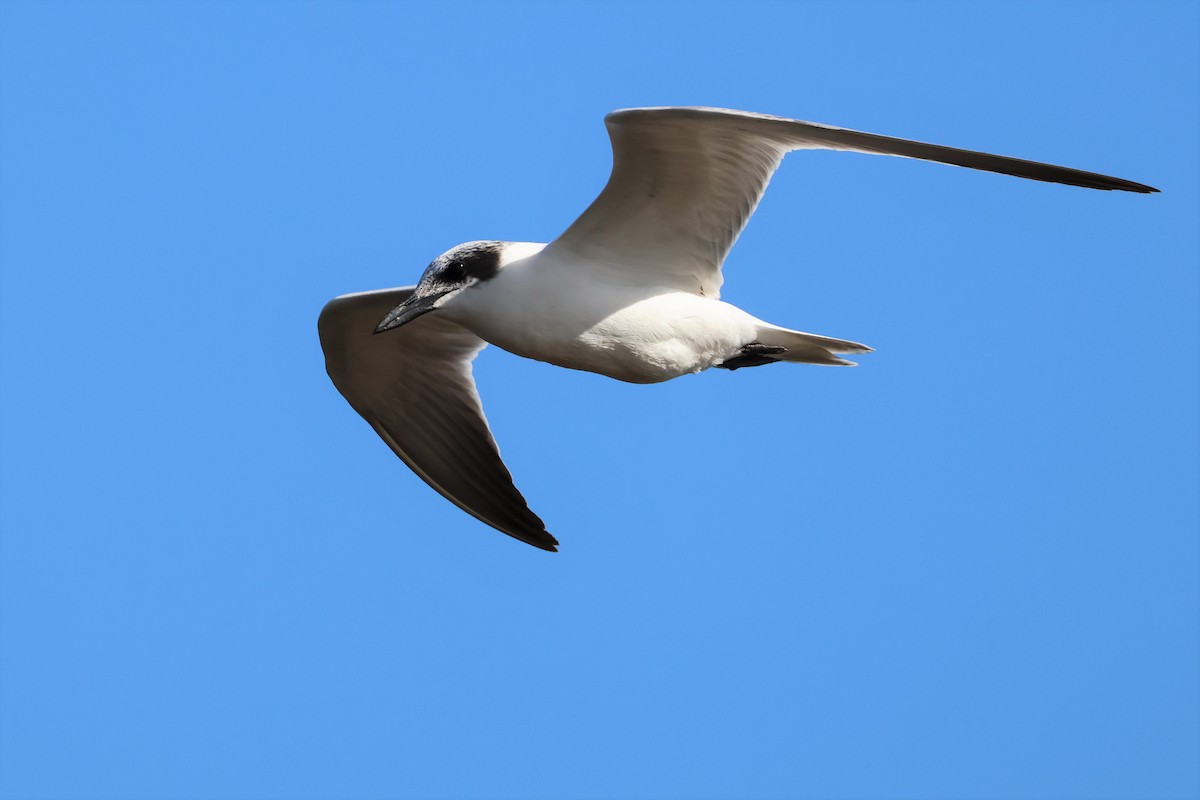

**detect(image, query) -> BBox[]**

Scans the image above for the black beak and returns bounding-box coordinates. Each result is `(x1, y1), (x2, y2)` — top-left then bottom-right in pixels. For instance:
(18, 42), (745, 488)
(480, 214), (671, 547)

(374, 291), (446, 334)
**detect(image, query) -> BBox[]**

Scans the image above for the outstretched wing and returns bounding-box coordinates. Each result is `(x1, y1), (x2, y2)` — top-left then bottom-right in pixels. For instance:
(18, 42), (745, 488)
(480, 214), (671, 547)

(548, 106), (1158, 298)
(319, 288), (557, 551)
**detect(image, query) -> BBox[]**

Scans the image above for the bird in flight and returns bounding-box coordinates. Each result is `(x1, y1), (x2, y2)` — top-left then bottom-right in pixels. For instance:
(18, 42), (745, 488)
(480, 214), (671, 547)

(319, 107), (1156, 552)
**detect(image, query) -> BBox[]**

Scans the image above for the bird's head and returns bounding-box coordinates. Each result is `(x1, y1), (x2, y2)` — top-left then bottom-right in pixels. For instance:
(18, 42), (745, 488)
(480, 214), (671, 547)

(374, 240), (508, 333)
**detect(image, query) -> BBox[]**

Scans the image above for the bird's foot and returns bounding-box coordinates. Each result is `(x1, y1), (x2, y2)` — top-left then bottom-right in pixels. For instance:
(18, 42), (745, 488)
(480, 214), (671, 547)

(716, 343), (786, 370)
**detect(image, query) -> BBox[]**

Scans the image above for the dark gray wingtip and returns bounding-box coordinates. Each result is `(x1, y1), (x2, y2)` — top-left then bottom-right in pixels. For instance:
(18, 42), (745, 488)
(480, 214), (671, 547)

(523, 527), (560, 552)
(1101, 177), (1159, 194)
(510, 529), (559, 552)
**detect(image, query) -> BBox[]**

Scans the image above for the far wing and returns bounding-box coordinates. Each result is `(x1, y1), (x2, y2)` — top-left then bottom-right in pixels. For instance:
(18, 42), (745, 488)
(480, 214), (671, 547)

(318, 288), (557, 551)
(548, 106), (1158, 298)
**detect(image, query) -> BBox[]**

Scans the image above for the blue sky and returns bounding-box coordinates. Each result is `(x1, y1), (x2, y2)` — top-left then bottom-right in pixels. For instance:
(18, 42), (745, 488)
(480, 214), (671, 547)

(1, 2), (1196, 798)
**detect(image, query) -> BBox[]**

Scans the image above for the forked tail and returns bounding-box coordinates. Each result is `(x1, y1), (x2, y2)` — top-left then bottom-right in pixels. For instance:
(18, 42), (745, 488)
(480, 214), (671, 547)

(753, 324), (873, 366)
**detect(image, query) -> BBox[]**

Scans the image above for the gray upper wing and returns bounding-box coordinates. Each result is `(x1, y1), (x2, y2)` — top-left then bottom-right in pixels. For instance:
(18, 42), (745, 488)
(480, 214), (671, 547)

(548, 106), (1158, 298)
(319, 288), (557, 551)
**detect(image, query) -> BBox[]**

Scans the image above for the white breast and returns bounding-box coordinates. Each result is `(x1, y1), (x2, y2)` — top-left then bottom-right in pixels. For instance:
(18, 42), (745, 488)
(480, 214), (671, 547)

(444, 249), (760, 384)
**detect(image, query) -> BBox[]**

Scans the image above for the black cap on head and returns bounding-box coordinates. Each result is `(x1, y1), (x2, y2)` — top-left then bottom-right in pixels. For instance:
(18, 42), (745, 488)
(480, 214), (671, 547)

(374, 241), (507, 335)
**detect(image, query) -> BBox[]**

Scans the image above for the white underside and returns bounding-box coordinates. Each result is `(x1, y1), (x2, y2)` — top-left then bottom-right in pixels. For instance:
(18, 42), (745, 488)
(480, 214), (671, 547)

(441, 244), (763, 384)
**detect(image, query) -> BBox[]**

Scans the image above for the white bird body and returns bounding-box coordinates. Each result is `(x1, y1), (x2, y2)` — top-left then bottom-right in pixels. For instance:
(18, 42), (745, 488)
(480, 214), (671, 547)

(442, 242), (764, 383)
(319, 106), (1156, 551)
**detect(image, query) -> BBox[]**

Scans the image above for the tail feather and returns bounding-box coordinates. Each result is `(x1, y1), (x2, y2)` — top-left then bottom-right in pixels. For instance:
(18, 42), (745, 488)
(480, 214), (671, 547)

(754, 325), (873, 367)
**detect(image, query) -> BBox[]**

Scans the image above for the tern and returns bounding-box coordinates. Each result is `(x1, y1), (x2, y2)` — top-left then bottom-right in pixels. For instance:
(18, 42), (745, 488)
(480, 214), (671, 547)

(319, 107), (1156, 552)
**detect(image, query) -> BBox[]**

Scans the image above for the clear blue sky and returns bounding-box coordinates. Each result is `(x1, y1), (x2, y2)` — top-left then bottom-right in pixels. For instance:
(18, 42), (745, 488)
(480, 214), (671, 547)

(1, 2), (1196, 799)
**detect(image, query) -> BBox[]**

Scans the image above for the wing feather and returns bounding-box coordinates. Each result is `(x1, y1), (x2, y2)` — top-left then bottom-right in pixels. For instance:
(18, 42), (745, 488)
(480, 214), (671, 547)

(318, 288), (557, 551)
(549, 106), (1158, 297)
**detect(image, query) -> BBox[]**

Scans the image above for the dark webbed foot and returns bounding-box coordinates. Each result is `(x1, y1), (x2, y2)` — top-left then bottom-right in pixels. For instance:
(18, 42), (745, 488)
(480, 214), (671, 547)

(716, 343), (786, 370)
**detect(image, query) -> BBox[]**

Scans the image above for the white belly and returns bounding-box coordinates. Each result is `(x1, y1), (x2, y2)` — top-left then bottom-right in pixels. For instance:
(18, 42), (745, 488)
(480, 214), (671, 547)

(563, 292), (760, 383)
(447, 272), (761, 384)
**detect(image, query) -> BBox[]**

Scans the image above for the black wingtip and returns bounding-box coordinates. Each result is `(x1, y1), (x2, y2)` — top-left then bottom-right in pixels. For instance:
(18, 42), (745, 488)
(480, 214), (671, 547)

(530, 534), (560, 553)
(505, 526), (559, 552)
(1115, 180), (1160, 194)
(1066, 175), (1159, 193)
(1095, 172), (1159, 193)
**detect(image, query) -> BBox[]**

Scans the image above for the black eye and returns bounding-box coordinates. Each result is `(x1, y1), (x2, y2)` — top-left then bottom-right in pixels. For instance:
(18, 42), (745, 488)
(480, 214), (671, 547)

(441, 261), (466, 283)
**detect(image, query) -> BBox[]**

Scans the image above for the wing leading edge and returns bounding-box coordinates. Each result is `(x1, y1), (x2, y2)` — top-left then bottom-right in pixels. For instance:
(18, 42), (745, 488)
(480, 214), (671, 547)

(549, 106), (1158, 297)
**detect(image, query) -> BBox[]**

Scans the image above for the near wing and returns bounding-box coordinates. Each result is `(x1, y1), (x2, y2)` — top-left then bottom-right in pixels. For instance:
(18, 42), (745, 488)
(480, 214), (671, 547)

(319, 288), (557, 551)
(548, 106), (1158, 298)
